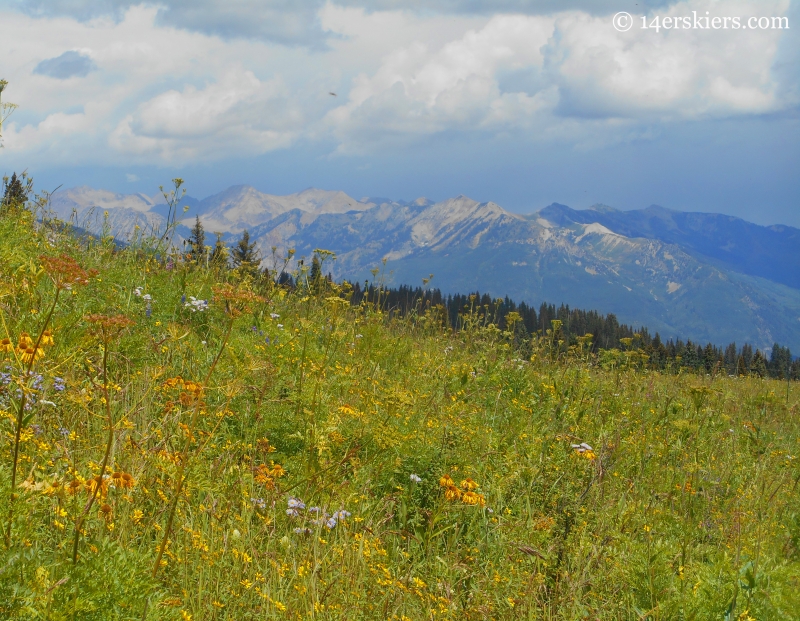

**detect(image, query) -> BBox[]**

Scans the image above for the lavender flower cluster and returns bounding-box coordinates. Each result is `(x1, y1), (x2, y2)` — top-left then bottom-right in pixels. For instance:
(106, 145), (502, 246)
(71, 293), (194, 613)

(286, 496), (351, 532)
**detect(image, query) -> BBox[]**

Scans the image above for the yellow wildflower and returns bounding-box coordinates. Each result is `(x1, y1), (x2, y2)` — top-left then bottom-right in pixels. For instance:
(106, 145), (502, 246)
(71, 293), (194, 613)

(460, 478), (479, 491)
(462, 491), (486, 506)
(40, 330), (54, 346)
(444, 485), (462, 501)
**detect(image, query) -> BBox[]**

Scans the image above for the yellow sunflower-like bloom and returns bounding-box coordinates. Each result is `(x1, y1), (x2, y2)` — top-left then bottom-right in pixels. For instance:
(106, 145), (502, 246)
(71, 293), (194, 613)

(444, 484), (462, 501)
(99, 503), (113, 522)
(462, 491), (486, 507)
(21, 346), (44, 364)
(439, 474), (455, 488)
(460, 478), (479, 491)
(85, 474), (109, 497)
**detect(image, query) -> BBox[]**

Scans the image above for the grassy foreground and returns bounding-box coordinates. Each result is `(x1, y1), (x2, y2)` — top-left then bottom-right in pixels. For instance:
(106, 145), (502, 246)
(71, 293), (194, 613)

(0, 204), (799, 620)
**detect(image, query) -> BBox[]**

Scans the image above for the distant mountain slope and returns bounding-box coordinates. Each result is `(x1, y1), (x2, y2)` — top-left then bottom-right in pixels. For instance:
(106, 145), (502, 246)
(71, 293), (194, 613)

(51, 185), (800, 351)
(538, 203), (800, 290)
(279, 198), (800, 351)
(193, 186), (374, 233)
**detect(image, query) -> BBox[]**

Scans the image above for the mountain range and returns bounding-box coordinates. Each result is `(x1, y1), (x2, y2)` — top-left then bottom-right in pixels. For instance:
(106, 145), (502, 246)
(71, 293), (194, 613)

(48, 185), (800, 352)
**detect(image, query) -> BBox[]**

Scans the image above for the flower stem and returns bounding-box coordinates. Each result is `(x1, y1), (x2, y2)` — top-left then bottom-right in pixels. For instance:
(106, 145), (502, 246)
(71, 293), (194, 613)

(151, 317), (233, 578)
(72, 342), (113, 563)
(4, 287), (60, 548)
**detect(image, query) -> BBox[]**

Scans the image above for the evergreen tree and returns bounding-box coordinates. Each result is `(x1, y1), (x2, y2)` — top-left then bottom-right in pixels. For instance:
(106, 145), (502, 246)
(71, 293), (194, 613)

(741, 344), (754, 369)
(187, 216), (206, 264)
(309, 254), (322, 291)
(703, 342), (717, 372)
(768, 343), (792, 379)
(750, 350), (767, 378)
(736, 355), (747, 376)
(231, 229), (260, 275)
(2, 172), (28, 207)
(724, 343), (738, 375)
(210, 232), (228, 268)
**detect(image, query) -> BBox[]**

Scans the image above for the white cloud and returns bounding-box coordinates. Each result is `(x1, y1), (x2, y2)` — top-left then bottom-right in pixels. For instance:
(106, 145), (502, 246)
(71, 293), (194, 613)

(110, 69), (301, 161)
(545, 0), (789, 120)
(323, 14), (556, 150)
(0, 0), (795, 167)
(324, 0), (793, 152)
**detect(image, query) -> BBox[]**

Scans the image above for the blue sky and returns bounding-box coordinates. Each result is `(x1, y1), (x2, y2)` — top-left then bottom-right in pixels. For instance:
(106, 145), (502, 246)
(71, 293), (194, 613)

(1, 0), (798, 225)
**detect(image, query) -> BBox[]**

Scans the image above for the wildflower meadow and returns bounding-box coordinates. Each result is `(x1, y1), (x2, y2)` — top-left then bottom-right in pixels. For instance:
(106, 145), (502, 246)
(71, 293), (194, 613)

(1, 190), (799, 620)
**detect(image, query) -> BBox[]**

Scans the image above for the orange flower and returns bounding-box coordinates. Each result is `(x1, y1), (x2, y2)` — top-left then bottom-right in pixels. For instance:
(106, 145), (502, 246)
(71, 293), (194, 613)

(85, 314), (135, 343)
(253, 464), (275, 488)
(0, 337), (13, 353)
(39, 254), (96, 290)
(439, 474), (454, 488)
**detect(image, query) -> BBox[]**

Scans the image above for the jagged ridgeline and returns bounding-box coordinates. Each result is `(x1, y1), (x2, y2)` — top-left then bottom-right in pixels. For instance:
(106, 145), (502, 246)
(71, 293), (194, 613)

(47, 185), (800, 355)
(2, 176), (800, 619)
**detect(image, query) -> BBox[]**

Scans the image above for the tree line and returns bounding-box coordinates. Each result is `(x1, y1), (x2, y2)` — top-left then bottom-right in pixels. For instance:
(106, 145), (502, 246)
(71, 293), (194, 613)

(187, 216), (799, 380)
(347, 282), (800, 379)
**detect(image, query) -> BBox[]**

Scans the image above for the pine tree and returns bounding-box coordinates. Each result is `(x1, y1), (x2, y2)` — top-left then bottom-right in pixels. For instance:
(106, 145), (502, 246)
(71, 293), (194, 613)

(741, 343), (754, 369)
(210, 232), (228, 268)
(736, 355), (747, 376)
(2, 172), (28, 207)
(188, 216), (206, 264)
(309, 254), (321, 291)
(231, 229), (259, 275)
(750, 350), (767, 378)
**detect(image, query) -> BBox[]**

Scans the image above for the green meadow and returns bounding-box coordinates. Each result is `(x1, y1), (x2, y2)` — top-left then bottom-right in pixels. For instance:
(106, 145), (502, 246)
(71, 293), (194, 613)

(1, 192), (799, 620)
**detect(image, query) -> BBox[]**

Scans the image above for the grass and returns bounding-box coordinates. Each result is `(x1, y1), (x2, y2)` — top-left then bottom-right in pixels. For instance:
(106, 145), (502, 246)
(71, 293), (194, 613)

(0, 202), (799, 620)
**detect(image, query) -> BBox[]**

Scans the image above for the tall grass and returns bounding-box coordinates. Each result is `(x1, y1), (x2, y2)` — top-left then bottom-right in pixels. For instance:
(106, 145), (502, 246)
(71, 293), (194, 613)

(0, 200), (798, 620)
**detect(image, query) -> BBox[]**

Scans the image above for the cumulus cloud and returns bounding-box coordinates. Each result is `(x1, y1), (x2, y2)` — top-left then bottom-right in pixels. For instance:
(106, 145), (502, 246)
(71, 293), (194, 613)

(0, 0), (690, 48)
(323, 0), (793, 152)
(109, 69), (302, 161)
(33, 50), (97, 79)
(545, 0), (788, 120)
(334, 0), (677, 16)
(324, 14), (557, 149)
(0, 0), (795, 167)
(11, 0), (329, 46)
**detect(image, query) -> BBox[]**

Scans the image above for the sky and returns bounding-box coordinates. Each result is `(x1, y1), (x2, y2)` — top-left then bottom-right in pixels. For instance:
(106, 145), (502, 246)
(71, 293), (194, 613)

(0, 0), (798, 226)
